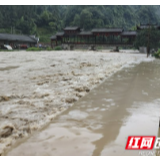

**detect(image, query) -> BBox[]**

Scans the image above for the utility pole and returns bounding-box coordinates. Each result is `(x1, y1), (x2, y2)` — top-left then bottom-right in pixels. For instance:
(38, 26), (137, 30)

(147, 23), (151, 58)
(11, 26), (15, 34)
(13, 26), (15, 34)
(147, 10), (151, 58)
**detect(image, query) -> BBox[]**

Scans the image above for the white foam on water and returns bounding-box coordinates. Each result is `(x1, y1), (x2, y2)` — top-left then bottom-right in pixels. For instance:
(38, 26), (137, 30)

(111, 102), (116, 106)
(89, 123), (103, 130)
(86, 109), (94, 112)
(103, 98), (114, 102)
(68, 110), (88, 120)
(93, 107), (99, 111)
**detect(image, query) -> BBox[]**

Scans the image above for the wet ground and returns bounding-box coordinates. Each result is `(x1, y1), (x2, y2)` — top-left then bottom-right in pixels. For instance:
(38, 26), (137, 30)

(5, 59), (160, 156)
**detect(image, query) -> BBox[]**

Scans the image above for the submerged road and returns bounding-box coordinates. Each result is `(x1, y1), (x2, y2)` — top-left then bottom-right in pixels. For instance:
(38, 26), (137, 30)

(6, 60), (160, 156)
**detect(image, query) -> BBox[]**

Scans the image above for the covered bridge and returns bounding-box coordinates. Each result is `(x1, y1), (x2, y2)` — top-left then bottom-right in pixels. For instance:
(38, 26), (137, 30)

(50, 26), (137, 47)
(121, 31), (137, 44)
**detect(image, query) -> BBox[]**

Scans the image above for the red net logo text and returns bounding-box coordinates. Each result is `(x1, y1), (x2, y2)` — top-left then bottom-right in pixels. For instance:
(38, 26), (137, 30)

(125, 136), (156, 150)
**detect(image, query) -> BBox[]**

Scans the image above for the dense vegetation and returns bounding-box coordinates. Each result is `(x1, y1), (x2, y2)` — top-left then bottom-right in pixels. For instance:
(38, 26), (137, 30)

(0, 5), (160, 43)
(134, 27), (160, 56)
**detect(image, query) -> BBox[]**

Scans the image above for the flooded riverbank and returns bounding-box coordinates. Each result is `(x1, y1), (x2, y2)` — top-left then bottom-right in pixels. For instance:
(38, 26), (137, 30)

(5, 59), (160, 156)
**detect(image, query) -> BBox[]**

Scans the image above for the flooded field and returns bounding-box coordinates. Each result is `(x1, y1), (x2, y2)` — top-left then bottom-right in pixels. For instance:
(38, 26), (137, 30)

(4, 57), (160, 156)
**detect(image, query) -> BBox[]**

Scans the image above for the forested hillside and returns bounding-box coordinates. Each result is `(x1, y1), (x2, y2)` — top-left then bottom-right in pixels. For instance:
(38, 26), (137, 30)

(0, 5), (160, 42)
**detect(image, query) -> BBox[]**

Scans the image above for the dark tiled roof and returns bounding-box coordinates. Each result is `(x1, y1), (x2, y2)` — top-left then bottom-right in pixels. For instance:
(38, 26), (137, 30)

(51, 32), (64, 39)
(50, 35), (57, 40)
(92, 28), (107, 32)
(64, 26), (80, 31)
(121, 31), (137, 36)
(56, 32), (64, 36)
(0, 33), (38, 43)
(92, 28), (123, 33)
(79, 31), (93, 36)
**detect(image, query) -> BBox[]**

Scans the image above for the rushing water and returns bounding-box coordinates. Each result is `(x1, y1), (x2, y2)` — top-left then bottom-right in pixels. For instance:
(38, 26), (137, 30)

(6, 60), (160, 156)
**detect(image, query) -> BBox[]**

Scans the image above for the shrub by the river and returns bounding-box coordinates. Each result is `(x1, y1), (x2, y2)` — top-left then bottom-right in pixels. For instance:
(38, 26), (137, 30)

(154, 49), (160, 59)
(26, 47), (42, 51)
(54, 46), (62, 50)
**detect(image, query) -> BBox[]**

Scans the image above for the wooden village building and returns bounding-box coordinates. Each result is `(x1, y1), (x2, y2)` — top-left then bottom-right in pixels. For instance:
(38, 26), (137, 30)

(50, 26), (138, 48)
(0, 33), (38, 49)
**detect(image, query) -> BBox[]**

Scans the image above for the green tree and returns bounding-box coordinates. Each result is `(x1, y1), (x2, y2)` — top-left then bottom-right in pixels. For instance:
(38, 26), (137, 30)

(80, 9), (93, 29)
(16, 16), (37, 34)
(134, 27), (160, 57)
(49, 22), (56, 31)
(137, 6), (158, 24)
(0, 12), (3, 28)
(72, 14), (80, 26)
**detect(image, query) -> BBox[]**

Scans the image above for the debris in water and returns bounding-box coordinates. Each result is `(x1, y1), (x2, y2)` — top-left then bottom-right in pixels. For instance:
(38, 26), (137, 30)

(71, 71), (75, 75)
(75, 86), (90, 93)
(37, 81), (49, 85)
(0, 96), (9, 102)
(0, 126), (14, 138)
(76, 92), (86, 98)
(65, 98), (77, 103)
(80, 62), (92, 68)
(51, 64), (56, 67)
(62, 77), (71, 81)
(21, 126), (31, 134)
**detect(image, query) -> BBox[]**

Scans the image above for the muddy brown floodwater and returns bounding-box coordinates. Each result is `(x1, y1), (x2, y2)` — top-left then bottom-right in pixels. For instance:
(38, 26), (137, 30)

(6, 60), (160, 156)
